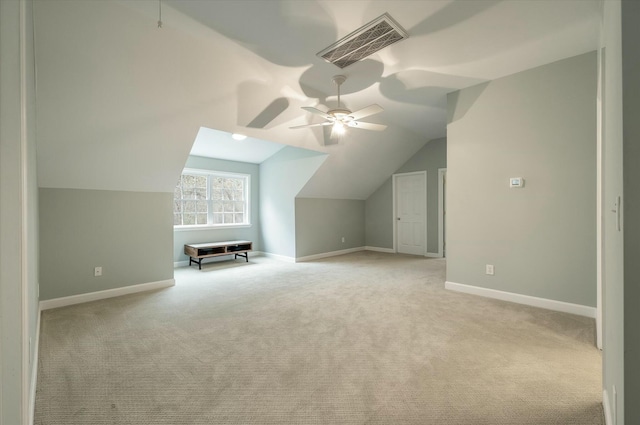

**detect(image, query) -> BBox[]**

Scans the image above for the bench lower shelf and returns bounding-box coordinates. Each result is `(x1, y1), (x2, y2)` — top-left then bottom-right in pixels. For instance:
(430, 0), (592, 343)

(184, 240), (253, 270)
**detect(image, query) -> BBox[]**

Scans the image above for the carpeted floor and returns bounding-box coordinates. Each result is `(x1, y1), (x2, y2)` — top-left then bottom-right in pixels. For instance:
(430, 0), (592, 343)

(35, 252), (603, 424)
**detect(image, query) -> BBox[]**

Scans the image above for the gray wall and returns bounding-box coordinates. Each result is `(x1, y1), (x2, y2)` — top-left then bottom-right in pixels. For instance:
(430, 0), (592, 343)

(295, 198), (365, 258)
(0, 0), (39, 422)
(365, 179), (393, 249)
(623, 1), (640, 421)
(39, 189), (173, 300)
(259, 147), (327, 258)
(446, 52), (597, 307)
(365, 138), (447, 252)
(173, 156), (260, 263)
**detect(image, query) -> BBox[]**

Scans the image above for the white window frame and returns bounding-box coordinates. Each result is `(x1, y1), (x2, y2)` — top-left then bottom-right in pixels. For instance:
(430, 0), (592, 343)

(174, 168), (251, 231)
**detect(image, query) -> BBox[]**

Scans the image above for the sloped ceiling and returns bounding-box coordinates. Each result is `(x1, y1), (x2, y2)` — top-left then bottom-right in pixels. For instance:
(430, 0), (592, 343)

(33, 0), (601, 198)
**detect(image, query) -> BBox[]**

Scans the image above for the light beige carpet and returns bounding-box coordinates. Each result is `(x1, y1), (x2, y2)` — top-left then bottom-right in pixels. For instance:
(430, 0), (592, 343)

(35, 252), (603, 424)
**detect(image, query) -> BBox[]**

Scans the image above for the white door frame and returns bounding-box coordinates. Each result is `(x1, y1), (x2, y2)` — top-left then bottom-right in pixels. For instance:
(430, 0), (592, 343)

(438, 168), (447, 258)
(595, 47), (603, 350)
(392, 171), (427, 255)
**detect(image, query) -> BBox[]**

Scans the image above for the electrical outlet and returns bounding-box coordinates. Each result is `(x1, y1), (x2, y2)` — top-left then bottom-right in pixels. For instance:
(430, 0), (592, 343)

(485, 264), (494, 275)
(94, 266), (102, 277)
(341, 237), (345, 243)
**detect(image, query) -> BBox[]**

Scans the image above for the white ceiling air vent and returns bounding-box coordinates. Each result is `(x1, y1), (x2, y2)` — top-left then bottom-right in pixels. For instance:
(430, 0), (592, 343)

(317, 13), (408, 69)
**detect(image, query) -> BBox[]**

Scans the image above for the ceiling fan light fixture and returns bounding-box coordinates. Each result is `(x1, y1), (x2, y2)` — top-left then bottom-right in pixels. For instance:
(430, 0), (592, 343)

(333, 121), (346, 134)
(231, 133), (247, 141)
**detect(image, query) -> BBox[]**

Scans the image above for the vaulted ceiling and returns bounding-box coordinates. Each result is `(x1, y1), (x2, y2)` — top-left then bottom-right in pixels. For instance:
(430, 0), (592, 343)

(34, 0), (601, 199)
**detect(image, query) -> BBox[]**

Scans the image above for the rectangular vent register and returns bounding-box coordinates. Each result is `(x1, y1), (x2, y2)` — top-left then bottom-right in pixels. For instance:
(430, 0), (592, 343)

(317, 13), (408, 69)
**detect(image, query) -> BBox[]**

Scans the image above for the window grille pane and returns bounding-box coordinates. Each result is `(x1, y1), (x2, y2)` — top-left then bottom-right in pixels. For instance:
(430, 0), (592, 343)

(173, 200), (182, 213)
(212, 202), (222, 213)
(182, 175), (197, 186)
(224, 213), (233, 223)
(183, 213), (196, 225)
(183, 188), (196, 200)
(184, 201), (196, 212)
(234, 202), (244, 213)
(174, 186), (181, 200)
(212, 189), (223, 200)
(195, 188), (207, 200)
(196, 213), (207, 224)
(223, 201), (233, 212)
(174, 214), (182, 225)
(223, 189), (233, 200)
(196, 201), (207, 213)
(224, 180), (233, 189)
(195, 175), (207, 186)
(212, 177), (224, 189)
(213, 213), (223, 224)
(234, 213), (244, 223)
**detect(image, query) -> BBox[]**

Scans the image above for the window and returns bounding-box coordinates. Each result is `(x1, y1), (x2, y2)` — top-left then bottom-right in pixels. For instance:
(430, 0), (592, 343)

(174, 169), (250, 228)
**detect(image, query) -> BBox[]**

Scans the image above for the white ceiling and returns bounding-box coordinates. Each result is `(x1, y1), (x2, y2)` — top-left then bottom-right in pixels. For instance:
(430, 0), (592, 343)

(33, 0), (602, 198)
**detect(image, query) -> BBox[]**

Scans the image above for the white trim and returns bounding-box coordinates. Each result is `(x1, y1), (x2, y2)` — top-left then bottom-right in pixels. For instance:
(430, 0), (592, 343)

(392, 171), (427, 256)
(425, 252), (440, 258)
(365, 246), (395, 254)
(39, 279), (175, 310)
(295, 247), (365, 263)
(438, 168), (447, 258)
(174, 224), (252, 232)
(28, 308), (40, 425)
(444, 281), (597, 318)
(20, 0), (30, 420)
(596, 47), (603, 351)
(258, 251), (296, 263)
(603, 389), (613, 425)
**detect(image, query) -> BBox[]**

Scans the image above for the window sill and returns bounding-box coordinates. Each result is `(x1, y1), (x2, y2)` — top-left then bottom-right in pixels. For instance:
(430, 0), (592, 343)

(174, 224), (252, 232)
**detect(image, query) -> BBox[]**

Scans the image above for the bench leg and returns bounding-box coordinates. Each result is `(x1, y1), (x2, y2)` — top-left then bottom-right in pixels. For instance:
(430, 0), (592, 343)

(234, 252), (249, 262)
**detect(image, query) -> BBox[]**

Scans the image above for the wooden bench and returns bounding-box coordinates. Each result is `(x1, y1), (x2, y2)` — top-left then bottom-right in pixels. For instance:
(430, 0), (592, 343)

(184, 240), (253, 270)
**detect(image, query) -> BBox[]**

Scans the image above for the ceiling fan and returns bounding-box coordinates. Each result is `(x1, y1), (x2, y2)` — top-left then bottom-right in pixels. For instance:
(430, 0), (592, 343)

(290, 75), (387, 139)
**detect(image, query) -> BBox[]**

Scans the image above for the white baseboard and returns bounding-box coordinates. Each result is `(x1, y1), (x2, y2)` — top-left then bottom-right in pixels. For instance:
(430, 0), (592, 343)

(365, 246), (395, 254)
(425, 252), (441, 258)
(29, 308), (41, 425)
(444, 281), (597, 318)
(174, 260), (189, 268)
(39, 279), (175, 310)
(296, 247), (365, 262)
(603, 389), (613, 425)
(258, 251), (296, 263)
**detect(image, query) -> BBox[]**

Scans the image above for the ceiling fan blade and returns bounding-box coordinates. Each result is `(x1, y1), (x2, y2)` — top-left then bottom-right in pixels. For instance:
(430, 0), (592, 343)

(348, 121), (387, 131)
(290, 122), (332, 130)
(301, 106), (332, 119)
(348, 104), (383, 121)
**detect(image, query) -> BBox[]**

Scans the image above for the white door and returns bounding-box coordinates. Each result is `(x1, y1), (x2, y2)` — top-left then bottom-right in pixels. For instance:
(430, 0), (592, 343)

(395, 172), (426, 255)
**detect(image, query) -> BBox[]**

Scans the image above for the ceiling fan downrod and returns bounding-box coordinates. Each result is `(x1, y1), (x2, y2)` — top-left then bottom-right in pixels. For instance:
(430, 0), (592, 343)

(332, 75), (346, 109)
